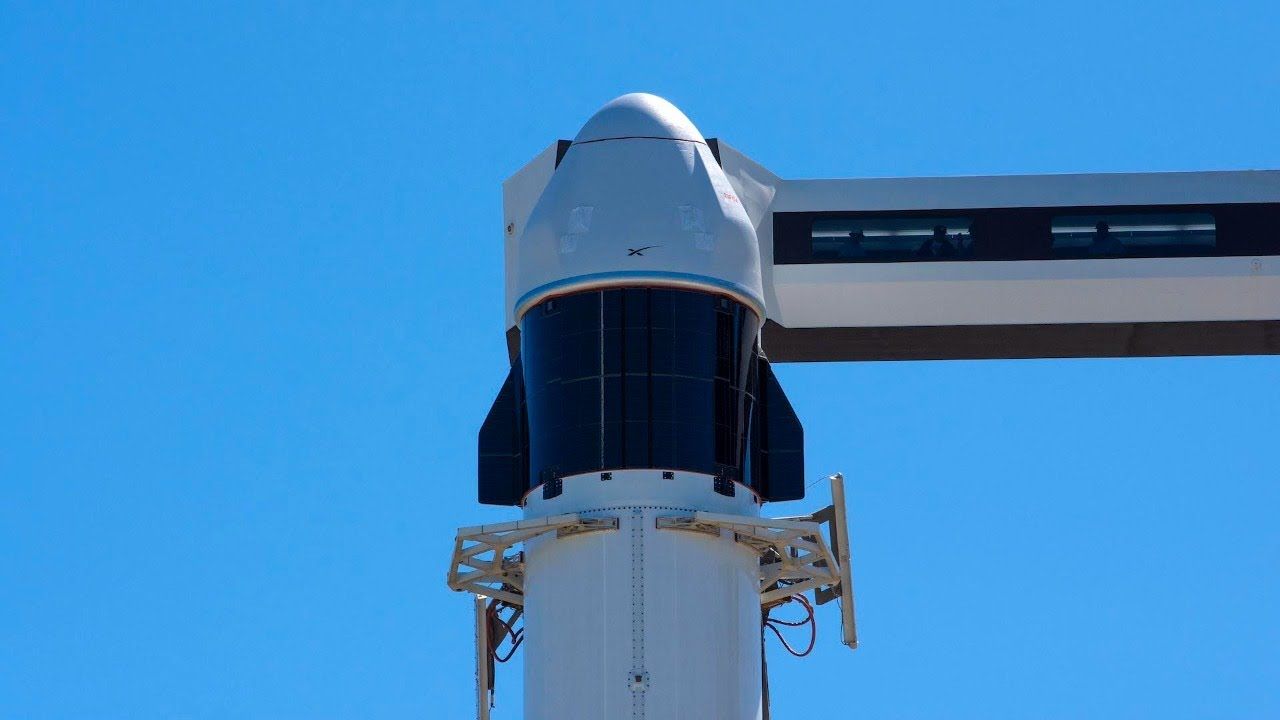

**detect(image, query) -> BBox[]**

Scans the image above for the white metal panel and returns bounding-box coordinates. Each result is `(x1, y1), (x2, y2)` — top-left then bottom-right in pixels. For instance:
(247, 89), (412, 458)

(522, 470), (763, 720)
(643, 513), (762, 720)
(716, 140), (784, 327)
(773, 170), (1280, 212)
(522, 510), (628, 719)
(502, 141), (561, 329)
(522, 469), (759, 517)
(509, 94), (766, 324)
(715, 140), (780, 235)
(474, 596), (490, 720)
(772, 255), (1280, 329)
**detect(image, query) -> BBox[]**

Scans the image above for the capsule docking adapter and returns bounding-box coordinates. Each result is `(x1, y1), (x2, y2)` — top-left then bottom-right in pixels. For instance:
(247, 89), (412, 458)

(448, 93), (857, 720)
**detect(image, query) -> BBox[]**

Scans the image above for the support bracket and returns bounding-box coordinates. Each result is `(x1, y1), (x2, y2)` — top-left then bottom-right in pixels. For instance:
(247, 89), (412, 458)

(656, 473), (859, 649)
(656, 512), (840, 605)
(447, 513), (618, 606)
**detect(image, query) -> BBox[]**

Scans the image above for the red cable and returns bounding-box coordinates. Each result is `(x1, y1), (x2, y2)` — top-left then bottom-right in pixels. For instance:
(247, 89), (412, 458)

(487, 599), (525, 663)
(493, 632), (524, 663)
(763, 594), (816, 657)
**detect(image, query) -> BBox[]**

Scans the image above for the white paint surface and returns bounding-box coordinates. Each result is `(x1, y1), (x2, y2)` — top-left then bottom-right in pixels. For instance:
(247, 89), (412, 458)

(521, 471), (764, 720)
(508, 94), (766, 322)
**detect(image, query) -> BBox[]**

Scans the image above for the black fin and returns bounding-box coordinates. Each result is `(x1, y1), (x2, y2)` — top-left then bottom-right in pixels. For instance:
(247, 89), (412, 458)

(752, 358), (805, 502)
(477, 358), (528, 505)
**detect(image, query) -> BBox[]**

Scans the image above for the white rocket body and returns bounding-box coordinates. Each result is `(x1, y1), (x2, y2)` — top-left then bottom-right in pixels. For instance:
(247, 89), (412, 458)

(477, 94), (803, 720)
(513, 95), (769, 719)
(522, 471), (763, 720)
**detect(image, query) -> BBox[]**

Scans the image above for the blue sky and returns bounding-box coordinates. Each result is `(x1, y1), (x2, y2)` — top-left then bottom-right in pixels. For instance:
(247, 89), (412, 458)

(3, 2), (1278, 718)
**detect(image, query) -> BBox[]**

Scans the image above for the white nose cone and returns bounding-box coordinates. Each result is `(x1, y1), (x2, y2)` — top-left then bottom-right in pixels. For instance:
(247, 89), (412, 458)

(512, 93), (765, 321)
(572, 92), (704, 143)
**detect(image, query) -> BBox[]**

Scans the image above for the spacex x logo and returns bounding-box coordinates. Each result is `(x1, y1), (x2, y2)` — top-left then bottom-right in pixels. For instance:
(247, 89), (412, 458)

(627, 245), (658, 256)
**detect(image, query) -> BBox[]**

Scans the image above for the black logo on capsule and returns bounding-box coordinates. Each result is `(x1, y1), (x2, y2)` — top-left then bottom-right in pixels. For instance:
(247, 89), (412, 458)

(627, 245), (658, 256)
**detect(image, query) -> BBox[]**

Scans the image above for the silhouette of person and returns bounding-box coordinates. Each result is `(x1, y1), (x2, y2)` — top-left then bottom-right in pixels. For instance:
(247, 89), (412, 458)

(915, 232), (934, 257)
(1089, 221), (1124, 256)
(916, 226), (947, 257)
(918, 225), (955, 258)
(842, 230), (867, 258)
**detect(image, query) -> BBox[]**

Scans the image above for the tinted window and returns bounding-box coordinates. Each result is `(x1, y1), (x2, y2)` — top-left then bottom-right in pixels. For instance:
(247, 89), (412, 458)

(1050, 213), (1215, 258)
(775, 203), (1279, 264)
(814, 217), (974, 261)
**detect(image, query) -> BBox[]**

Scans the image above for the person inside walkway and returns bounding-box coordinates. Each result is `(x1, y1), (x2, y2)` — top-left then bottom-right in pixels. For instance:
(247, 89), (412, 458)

(1089, 221), (1125, 255)
(917, 225), (955, 258)
(841, 230), (868, 258)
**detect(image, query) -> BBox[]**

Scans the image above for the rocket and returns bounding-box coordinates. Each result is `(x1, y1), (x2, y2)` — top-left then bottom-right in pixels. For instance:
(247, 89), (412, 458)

(470, 93), (808, 718)
(447, 88), (1280, 720)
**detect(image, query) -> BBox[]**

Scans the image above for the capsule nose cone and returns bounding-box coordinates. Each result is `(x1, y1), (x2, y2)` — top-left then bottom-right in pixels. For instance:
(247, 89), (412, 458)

(573, 93), (705, 144)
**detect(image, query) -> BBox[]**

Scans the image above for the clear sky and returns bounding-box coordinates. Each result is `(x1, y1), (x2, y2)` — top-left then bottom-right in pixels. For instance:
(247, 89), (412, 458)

(3, 2), (1279, 718)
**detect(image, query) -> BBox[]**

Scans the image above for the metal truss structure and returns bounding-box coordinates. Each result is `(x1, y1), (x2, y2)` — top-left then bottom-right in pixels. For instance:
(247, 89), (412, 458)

(446, 513), (619, 606)
(655, 512), (840, 604)
(657, 474), (859, 649)
(447, 477), (856, 646)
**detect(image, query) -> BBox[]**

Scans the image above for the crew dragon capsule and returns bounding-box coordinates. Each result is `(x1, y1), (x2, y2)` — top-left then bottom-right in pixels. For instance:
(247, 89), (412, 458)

(473, 94), (806, 717)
